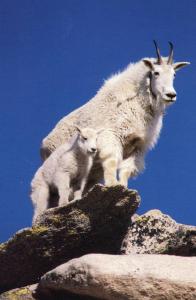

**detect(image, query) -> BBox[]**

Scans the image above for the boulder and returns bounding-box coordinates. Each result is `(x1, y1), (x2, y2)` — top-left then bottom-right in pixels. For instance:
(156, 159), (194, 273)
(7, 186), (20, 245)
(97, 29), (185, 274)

(0, 184), (140, 293)
(121, 209), (196, 255)
(37, 253), (196, 300)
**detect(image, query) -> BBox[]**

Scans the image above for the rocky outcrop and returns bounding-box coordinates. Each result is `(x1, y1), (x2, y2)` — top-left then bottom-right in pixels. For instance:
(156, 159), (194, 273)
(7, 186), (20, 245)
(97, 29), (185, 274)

(36, 253), (196, 300)
(1, 186), (196, 300)
(0, 184), (140, 293)
(121, 209), (196, 255)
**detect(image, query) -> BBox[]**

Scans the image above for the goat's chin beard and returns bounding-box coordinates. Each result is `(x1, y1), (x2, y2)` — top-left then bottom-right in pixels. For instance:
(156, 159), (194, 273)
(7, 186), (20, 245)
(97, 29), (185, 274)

(163, 99), (176, 106)
(153, 95), (170, 111)
(155, 94), (175, 107)
(153, 94), (163, 106)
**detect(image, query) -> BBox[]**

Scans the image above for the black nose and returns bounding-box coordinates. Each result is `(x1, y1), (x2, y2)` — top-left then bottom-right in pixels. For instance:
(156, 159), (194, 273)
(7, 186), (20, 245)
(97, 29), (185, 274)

(91, 148), (97, 152)
(166, 93), (176, 99)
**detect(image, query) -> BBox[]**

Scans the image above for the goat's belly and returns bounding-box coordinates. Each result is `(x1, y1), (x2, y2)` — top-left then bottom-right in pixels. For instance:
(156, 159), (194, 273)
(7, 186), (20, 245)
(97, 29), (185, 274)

(122, 134), (145, 159)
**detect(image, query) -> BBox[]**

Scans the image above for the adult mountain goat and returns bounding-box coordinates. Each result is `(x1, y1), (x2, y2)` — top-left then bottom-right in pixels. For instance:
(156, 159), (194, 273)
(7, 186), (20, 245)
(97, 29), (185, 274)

(41, 42), (190, 188)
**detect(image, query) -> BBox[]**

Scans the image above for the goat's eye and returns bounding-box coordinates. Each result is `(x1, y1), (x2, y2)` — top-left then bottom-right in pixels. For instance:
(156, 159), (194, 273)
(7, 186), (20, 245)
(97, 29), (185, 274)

(154, 71), (159, 76)
(174, 73), (176, 77)
(83, 136), (87, 141)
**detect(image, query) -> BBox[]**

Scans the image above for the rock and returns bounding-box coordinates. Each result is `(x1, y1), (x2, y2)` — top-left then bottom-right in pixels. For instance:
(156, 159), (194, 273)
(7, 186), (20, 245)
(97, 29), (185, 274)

(37, 253), (196, 300)
(0, 184), (140, 293)
(0, 285), (37, 300)
(121, 209), (196, 255)
(0, 284), (95, 300)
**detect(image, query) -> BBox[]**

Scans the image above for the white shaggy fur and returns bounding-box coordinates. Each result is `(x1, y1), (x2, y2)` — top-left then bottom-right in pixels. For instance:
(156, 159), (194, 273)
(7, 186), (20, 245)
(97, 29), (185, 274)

(31, 128), (98, 223)
(41, 50), (189, 188)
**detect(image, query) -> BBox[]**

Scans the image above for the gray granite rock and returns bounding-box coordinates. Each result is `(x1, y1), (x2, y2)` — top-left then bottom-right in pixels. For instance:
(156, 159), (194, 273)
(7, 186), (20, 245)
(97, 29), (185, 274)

(37, 253), (196, 300)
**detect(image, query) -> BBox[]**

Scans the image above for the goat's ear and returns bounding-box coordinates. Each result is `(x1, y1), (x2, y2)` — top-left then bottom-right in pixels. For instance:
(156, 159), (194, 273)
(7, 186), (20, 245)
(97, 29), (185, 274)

(97, 128), (105, 134)
(173, 62), (190, 71)
(75, 126), (81, 133)
(143, 59), (154, 70)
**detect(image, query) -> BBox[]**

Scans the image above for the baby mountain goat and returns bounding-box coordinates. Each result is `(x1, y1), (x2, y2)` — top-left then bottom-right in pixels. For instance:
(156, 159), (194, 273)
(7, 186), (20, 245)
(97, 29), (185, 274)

(31, 127), (99, 223)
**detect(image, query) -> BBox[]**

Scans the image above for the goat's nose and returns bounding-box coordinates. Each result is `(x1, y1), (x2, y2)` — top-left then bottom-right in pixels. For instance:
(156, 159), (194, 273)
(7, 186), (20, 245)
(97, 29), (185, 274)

(166, 92), (176, 100)
(91, 148), (97, 152)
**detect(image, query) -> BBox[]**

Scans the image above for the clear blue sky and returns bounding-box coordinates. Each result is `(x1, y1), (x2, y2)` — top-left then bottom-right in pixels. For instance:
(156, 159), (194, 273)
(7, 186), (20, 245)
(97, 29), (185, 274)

(0, 0), (195, 242)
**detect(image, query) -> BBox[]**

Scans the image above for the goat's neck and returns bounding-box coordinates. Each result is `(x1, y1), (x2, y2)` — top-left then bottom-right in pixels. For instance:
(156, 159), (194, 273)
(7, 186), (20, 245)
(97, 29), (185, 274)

(75, 146), (92, 164)
(138, 74), (165, 118)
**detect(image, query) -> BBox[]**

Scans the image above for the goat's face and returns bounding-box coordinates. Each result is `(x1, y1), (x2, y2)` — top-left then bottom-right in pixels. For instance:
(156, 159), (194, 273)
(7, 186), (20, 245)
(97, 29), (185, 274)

(143, 41), (190, 105)
(77, 127), (98, 156)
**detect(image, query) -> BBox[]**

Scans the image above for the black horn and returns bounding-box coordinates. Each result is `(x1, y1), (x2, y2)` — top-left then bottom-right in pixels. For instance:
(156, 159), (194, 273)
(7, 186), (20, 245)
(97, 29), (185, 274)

(153, 40), (163, 64)
(167, 41), (174, 64)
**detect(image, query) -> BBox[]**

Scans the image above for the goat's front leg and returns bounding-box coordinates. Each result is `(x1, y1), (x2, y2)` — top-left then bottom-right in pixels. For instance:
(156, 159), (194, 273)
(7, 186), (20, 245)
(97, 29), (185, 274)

(97, 131), (120, 186)
(85, 164), (103, 193)
(119, 152), (145, 187)
(73, 177), (87, 201)
(31, 183), (50, 225)
(54, 171), (70, 206)
(101, 156), (118, 186)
